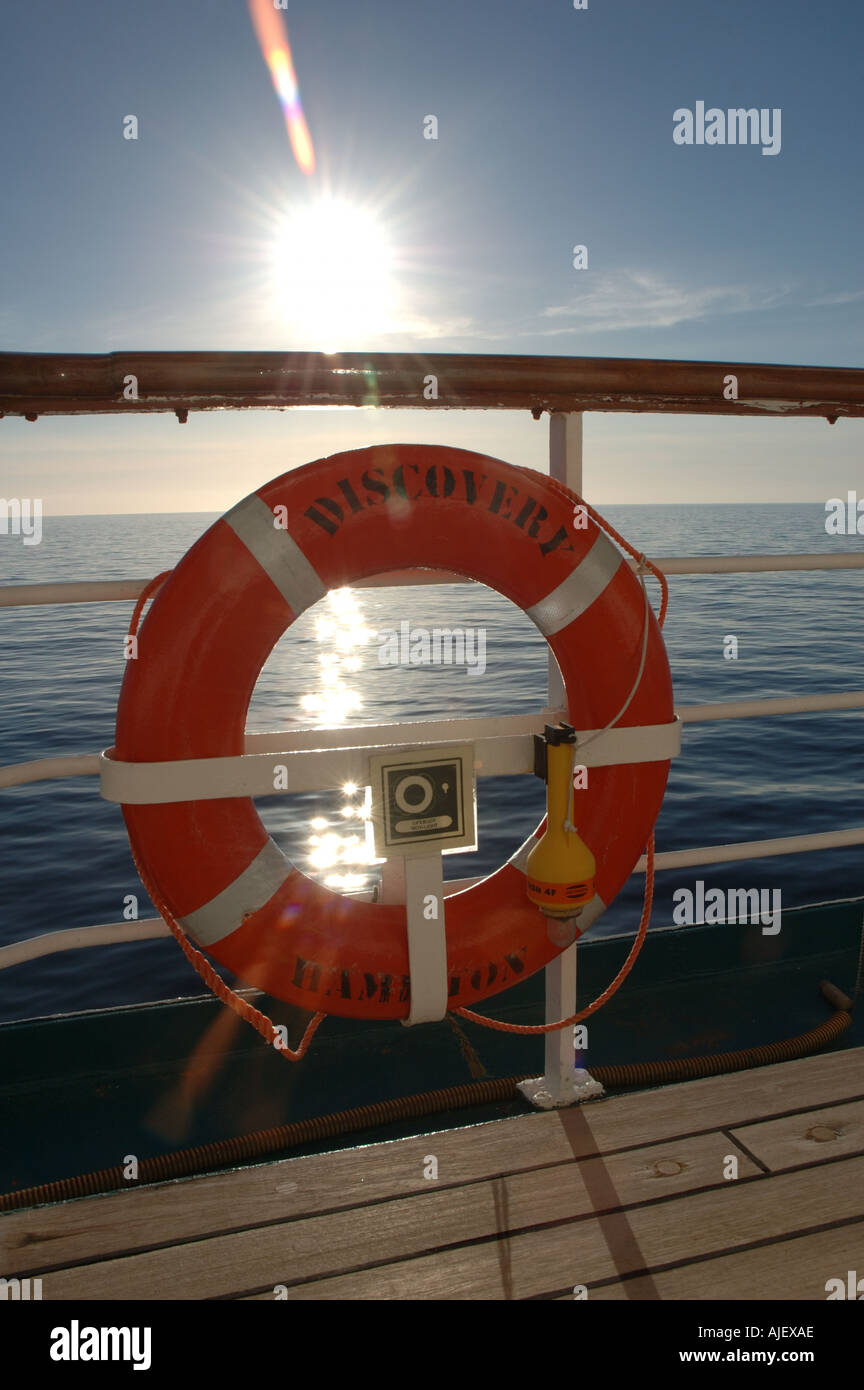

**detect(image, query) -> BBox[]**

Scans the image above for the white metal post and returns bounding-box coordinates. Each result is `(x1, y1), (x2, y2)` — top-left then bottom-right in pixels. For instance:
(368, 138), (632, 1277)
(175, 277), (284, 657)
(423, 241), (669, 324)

(519, 935), (603, 1108)
(518, 412), (603, 1108)
(546, 413), (582, 711)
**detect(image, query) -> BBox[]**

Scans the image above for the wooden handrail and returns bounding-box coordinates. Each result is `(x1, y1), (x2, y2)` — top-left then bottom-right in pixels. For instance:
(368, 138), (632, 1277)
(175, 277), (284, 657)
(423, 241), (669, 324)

(2, 350), (864, 418)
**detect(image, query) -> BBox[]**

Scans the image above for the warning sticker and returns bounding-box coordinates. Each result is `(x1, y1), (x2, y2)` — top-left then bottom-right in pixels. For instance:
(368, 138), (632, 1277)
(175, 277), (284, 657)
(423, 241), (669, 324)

(368, 745), (477, 856)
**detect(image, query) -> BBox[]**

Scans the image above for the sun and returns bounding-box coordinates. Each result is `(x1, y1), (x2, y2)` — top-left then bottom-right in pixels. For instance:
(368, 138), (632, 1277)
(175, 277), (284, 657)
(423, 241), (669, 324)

(272, 197), (396, 348)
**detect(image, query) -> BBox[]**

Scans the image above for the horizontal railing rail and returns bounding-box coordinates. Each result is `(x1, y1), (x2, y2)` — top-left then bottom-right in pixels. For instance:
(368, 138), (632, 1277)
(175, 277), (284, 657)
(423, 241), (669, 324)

(2, 552), (864, 609)
(2, 690), (863, 792)
(4, 817), (864, 972)
(1, 691), (861, 964)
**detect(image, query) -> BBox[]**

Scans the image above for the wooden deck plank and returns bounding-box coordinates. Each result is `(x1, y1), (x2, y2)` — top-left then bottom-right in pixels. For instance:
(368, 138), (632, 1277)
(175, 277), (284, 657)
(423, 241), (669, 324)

(588, 1220), (864, 1301)
(0, 1114), (571, 1277)
(550, 1047), (864, 1160)
(248, 1153), (864, 1301)
(30, 1132), (760, 1300)
(731, 1099), (864, 1172)
(4, 1046), (862, 1277)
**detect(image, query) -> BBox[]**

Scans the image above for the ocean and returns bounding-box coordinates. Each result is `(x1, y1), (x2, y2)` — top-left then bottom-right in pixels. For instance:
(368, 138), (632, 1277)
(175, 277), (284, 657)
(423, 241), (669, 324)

(1, 501), (862, 1023)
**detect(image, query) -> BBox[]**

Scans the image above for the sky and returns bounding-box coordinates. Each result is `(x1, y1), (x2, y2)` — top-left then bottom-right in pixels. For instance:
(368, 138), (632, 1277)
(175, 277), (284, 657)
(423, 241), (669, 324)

(1, 0), (863, 513)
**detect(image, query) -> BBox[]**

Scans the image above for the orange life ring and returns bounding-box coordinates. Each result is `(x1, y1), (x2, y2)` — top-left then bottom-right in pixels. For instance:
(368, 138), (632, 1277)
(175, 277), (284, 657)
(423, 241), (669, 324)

(115, 445), (673, 1020)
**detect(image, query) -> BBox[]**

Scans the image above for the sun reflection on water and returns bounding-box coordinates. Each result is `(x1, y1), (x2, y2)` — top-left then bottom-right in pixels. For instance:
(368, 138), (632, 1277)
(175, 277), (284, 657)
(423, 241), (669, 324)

(299, 588), (373, 726)
(300, 589), (376, 892)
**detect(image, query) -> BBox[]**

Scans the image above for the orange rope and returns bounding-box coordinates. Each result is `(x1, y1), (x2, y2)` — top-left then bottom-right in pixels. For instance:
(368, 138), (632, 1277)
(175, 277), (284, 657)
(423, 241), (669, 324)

(128, 571), (172, 638)
(454, 833), (655, 1034)
(124, 570), (325, 1062)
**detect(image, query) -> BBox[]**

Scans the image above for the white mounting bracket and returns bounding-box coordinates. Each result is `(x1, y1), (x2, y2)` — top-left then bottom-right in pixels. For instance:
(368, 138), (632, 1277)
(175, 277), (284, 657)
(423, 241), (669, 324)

(96, 719), (680, 805)
(401, 852), (449, 1027)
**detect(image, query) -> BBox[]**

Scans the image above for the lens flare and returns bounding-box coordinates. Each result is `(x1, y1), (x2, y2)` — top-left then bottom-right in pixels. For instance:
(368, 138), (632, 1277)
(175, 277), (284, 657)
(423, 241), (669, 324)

(248, 0), (316, 176)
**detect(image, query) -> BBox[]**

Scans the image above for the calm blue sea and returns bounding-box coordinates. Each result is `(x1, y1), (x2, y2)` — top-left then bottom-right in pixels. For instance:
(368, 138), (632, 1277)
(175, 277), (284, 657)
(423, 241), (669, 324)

(1, 502), (862, 1023)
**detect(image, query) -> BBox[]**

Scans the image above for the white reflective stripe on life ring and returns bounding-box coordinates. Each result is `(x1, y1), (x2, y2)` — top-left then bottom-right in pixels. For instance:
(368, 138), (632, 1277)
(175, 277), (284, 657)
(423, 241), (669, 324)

(224, 493), (327, 616)
(179, 838), (290, 946)
(525, 532), (623, 637)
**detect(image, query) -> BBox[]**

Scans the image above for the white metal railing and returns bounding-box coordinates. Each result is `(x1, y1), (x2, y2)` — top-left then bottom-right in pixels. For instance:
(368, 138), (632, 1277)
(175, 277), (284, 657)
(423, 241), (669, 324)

(634, 825), (864, 872)
(4, 814), (864, 972)
(0, 920), (171, 970)
(3, 693), (863, 794)
(1, 416), (862, 1023)
(2, 366), (861, 1109)
(2, 550), (864, 609)
(1, 713), (625, 791)
(677, 691), (864, 722)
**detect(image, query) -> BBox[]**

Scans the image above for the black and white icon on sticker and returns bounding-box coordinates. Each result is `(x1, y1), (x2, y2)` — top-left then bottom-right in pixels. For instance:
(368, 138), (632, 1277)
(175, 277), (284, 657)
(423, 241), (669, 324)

(382, 758), (463, 846)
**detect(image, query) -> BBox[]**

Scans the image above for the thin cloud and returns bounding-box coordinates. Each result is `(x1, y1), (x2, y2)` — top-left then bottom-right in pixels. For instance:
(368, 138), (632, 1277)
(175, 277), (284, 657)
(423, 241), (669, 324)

(397, 270), (830, 347)
(537, 270), (786, 335)
(804, 289), (864, 307)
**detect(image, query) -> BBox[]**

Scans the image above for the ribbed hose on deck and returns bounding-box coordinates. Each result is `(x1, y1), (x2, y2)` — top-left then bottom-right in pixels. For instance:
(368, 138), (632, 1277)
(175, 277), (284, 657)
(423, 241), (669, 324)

(0, 1006), (851, 1213)
(592, 1006), (851, 1086)
(0, 1075), (521, 1211)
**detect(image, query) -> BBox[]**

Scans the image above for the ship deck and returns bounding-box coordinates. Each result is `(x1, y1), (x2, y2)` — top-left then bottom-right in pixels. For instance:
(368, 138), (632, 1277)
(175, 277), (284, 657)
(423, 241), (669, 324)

(3, 1043), (863, 1300)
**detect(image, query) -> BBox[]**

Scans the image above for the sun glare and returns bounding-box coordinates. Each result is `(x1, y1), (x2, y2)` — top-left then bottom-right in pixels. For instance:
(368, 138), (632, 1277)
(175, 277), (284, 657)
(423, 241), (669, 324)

(272, 197), (395, 347)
